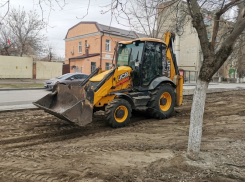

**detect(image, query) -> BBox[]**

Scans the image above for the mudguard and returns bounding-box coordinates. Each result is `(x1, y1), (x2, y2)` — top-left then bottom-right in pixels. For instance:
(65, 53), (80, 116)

(148, 76), (176, 90)
(113, 93), (135, 109)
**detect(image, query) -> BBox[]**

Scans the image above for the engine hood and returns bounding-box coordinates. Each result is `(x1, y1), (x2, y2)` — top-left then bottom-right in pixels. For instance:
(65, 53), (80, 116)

(89, 66), (131, 82)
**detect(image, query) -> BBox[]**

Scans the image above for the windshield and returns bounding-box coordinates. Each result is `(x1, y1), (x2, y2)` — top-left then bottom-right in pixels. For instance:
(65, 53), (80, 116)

(57, 73), (73, 79)
(117, 42), (144, 68)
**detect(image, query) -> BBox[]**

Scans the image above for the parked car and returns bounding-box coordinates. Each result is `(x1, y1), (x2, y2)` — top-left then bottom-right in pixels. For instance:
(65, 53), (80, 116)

(44, 73), (88, 90)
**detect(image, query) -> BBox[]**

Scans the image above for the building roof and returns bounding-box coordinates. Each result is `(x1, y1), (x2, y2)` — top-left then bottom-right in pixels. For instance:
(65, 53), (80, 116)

(98, 23), (146, 39)
(69, 53), (100, 60)
(65, 21), (146, 39)
(119, 38), (166, 45)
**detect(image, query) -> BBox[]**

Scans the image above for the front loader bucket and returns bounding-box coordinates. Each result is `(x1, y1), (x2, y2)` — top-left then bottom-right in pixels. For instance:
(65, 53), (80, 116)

(33, 84), (94, 126)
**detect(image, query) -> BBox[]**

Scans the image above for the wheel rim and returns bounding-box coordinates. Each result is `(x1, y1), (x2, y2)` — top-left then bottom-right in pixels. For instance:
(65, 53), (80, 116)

(114, 105), (128, 123)
(159, 92), (172, 111)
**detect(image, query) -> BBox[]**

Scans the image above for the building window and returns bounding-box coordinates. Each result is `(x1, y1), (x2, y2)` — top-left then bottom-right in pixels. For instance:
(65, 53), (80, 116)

(91, 62), (96, 73)
(78, 42), (82, 53)
(105, 63), (111, 70)
(105, 39), (111, 51)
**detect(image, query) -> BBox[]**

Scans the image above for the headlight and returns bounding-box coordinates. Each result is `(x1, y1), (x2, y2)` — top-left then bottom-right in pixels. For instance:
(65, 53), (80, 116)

(51, 81), (57, 84)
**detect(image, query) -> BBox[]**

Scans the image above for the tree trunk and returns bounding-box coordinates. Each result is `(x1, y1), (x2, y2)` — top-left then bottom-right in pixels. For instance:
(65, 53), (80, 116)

(4, 47), (10, 56)
(187, 78), (209, 160)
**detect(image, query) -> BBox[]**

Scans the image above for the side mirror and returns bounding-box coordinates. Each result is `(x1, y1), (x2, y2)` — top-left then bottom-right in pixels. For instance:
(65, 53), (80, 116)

(70, 77), (74, 80)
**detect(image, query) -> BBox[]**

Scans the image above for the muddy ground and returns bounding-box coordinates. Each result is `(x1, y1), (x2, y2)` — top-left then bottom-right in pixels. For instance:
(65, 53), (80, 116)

(0, 90), (245, 182)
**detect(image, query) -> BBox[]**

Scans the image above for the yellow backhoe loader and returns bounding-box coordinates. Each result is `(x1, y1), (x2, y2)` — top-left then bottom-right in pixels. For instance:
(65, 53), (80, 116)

(33, 32), (183, 128)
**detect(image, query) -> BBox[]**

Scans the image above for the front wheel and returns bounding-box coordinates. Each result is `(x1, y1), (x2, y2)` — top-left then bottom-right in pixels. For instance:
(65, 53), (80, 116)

(105, 99), (132, 128)
(147, 84), (175, 119)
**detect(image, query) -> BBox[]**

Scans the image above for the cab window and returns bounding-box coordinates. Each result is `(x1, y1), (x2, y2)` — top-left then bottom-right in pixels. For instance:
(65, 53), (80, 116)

(117, 42), (144, 68)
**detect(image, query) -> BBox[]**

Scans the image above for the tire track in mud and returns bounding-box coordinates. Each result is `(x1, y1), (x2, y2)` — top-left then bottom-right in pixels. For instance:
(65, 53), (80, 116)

(0, 167), (77, 182)
(0, 140), (186, 160)
(0, 121), (187, 160)
(0, 113), (180, 182)
(0, 117), (157, 149)
(0, 108), (173, 148)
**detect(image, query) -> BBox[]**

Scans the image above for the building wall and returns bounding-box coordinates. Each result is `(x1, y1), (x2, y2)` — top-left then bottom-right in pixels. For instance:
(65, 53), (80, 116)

(69, 56), (115, 74)
(100, 35), (131, 67)
(36, 61), (63, 79)
(179, 21), (200, 70)
(65, 34), (101, 59)
(0, 56), (33, 78)
(65, 22), (133, 74)
(69, 56), (100, 75)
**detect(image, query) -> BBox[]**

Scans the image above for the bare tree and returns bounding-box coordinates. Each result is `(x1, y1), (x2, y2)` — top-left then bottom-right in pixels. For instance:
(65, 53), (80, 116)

(186, 0), (245, 160)
(128, 0), (163, 37)
(0, 25), (15, 56)
(41, 44), (58, 62)
(127, 0), (190, 38)
(0, 0), (66, 24)
(5, 8), (46, 57)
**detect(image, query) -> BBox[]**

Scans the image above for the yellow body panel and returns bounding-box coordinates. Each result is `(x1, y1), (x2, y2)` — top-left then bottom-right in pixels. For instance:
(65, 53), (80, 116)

(164, 32), (176, 80)
(176, 75), (183, 106)
(90, 69), (111, 82)
(94, 95), (116, 107)
(91, 66), (132, 106)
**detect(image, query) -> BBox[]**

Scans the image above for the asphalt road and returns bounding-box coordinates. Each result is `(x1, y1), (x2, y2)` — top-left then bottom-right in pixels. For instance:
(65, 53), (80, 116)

(1, 83), (245, 111)
(0, 89), (49, 111)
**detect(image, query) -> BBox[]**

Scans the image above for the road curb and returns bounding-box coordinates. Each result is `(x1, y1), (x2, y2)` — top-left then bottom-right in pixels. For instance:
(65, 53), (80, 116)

(0, 87), (45, 91)
(0, 107), (39, 113)
(183, 83), (219, 86)
(183, 87), (245, 96)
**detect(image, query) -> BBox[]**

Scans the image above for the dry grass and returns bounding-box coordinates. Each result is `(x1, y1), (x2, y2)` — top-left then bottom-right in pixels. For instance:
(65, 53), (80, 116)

(0, 83), (44, 89)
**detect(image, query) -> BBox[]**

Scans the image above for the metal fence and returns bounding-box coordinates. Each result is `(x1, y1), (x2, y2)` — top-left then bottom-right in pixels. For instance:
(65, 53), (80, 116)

(180, 69), (199, 83)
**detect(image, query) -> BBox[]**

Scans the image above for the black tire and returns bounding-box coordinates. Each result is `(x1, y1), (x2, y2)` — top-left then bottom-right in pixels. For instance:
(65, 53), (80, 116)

(105, 99), (132, 128)
(147, 84), (175, 119)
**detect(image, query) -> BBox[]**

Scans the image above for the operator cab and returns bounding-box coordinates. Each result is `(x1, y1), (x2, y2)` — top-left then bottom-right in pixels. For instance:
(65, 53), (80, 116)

(117, 39), (168, 89)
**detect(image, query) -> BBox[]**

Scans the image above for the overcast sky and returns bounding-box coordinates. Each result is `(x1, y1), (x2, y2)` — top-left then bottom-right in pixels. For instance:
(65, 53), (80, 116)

(1, 0), (131, 57)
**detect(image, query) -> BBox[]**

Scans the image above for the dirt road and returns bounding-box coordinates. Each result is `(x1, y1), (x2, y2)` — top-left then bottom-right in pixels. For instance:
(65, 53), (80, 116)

(0, 90), (245, 182)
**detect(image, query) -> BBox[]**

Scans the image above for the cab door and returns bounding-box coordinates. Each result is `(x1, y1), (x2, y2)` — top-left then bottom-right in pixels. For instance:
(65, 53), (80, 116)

(141, 42), (163, 86)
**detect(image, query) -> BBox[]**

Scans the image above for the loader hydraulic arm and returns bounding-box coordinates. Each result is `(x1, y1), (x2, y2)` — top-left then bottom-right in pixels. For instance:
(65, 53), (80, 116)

(164, 32), (183, 106)
(163, 32), (179, 79)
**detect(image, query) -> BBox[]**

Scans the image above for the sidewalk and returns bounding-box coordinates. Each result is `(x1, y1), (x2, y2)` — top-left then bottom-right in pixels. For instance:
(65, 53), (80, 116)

(0, 79), (46, 90)
(184, 82), (219, 86)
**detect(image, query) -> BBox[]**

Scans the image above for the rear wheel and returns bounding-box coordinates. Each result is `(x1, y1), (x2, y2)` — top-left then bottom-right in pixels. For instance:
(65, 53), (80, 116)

(105, 99), (132, 128)
(147, 84), (175, 119)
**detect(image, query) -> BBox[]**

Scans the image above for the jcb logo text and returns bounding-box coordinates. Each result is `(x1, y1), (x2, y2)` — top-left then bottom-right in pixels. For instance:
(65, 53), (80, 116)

(118, 72), (129, 81)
